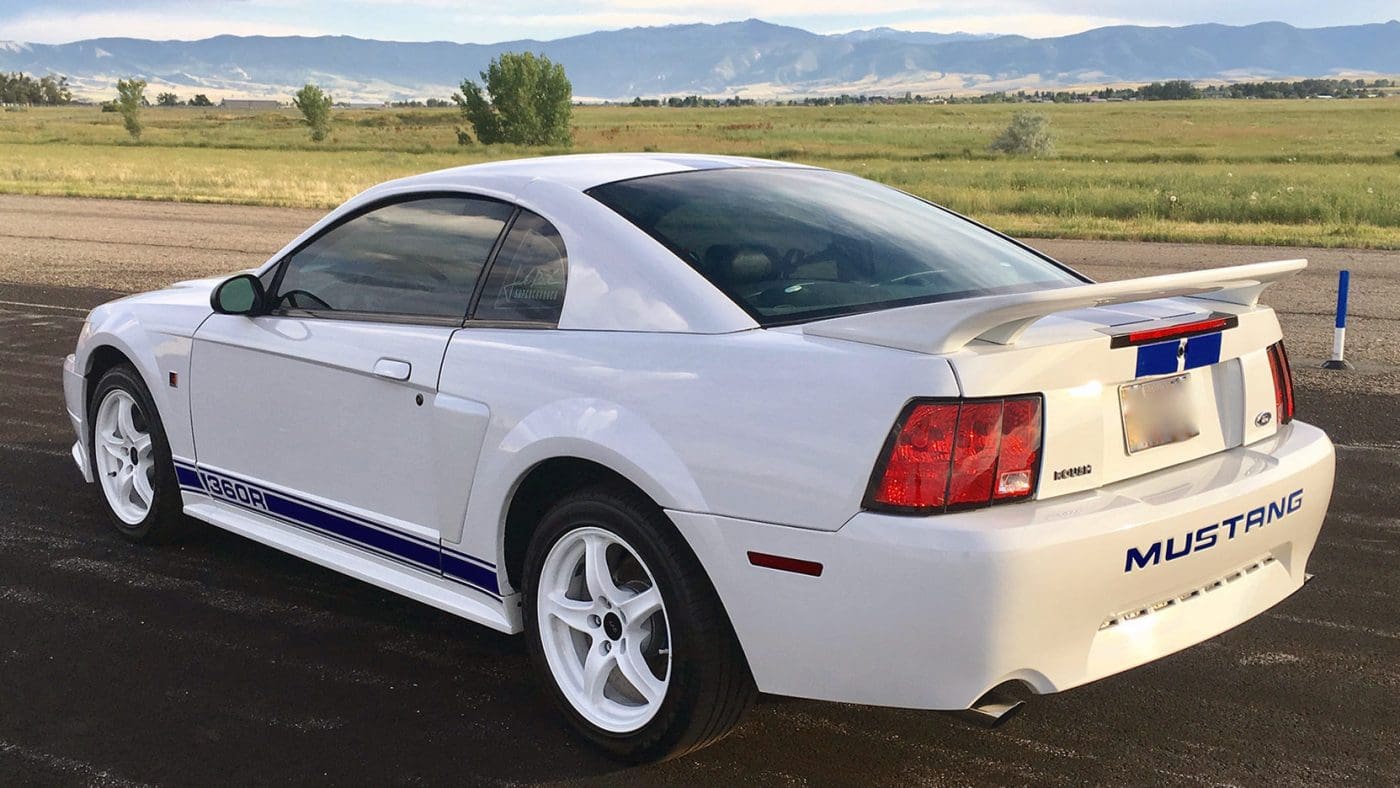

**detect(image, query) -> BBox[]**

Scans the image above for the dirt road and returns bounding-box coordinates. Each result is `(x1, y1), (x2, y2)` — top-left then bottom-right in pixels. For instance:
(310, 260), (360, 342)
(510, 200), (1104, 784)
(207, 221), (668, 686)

(1, 194), (1397, 786)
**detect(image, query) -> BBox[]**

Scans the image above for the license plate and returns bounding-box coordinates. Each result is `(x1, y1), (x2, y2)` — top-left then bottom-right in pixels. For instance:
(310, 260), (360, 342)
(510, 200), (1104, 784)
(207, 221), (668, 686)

(1120, 373), (1200, 454)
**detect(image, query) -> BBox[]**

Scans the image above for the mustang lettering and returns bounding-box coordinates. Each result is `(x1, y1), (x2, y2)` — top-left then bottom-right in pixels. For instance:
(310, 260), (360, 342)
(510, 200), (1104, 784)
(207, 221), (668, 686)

(1124, 489), (1305, 573)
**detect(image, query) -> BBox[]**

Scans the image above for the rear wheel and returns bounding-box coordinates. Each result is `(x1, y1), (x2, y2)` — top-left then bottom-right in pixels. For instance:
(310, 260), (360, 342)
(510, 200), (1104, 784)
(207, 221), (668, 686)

(523, 485), (755, 762)
(88, 364), (184, 542)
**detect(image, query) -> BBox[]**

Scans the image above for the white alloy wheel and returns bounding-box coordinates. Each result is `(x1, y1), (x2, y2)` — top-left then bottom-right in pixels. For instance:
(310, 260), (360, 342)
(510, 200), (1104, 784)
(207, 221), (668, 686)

(93, 388), (156, 525)
(536, 526), (672, 734)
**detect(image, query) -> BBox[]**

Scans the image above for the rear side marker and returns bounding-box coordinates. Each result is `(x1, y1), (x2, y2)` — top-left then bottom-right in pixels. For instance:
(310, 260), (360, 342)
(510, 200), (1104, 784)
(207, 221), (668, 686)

(747, 551), (823, 577)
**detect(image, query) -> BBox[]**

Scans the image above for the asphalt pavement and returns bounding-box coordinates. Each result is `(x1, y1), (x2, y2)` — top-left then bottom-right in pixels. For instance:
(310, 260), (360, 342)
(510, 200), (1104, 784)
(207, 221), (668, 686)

(0, 196), (1397, 786)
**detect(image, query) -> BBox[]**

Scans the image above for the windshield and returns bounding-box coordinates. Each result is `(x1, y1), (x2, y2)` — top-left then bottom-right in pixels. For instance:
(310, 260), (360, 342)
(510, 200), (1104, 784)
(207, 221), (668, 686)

(588, 168), (1084, 325)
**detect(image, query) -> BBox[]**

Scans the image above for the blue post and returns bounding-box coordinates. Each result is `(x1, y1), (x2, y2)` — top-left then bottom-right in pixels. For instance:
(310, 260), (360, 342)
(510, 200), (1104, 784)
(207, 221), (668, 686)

(1323, 269), (1353, 370)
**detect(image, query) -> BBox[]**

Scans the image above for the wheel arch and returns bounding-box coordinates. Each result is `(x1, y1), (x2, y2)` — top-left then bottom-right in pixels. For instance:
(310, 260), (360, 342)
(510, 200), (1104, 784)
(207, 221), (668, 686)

(78, 323), (197, 463)
(470, 398), (712, 595)
(83, 343), (138, 411)
(500, 456), (654, 593)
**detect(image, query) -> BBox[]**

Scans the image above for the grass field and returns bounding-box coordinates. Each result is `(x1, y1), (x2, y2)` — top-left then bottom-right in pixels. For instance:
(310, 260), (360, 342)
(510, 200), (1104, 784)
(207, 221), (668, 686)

(3, 100), (1399, 247)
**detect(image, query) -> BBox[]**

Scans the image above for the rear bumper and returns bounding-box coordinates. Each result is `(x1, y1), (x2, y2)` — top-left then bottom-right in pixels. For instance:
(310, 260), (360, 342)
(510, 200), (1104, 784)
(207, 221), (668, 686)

(670, 420), (1335, 710)
(63, 353), (93, 483)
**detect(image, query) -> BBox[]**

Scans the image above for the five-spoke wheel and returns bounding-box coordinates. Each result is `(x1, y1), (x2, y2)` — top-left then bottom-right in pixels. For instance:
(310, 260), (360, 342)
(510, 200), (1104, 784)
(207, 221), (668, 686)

(524, 485), (756, 762)
(94, 388), (157, 524)
(88, 364), (183, 542)
(536, 527), (672, 733)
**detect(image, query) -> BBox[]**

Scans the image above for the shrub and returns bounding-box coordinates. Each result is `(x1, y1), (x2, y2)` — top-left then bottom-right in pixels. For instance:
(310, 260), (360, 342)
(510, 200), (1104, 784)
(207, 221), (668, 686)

(293, 83), (333, 142)
(115, 78), (146, 140)
(989, 111), (1054, 156)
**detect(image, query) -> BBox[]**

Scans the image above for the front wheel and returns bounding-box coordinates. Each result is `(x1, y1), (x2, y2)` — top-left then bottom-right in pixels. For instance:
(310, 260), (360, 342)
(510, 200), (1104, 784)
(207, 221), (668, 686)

(88, 364), (185, 542)
(524, 485), (755, 762)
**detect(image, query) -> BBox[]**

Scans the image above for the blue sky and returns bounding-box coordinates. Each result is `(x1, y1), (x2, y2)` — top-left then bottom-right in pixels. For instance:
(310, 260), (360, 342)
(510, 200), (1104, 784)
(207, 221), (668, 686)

(1, 0), (1396, 44)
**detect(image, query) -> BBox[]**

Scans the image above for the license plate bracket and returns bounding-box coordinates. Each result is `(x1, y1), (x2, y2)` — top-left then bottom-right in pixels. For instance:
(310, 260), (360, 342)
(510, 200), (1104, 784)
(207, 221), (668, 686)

(1120, 372), (1200, 454)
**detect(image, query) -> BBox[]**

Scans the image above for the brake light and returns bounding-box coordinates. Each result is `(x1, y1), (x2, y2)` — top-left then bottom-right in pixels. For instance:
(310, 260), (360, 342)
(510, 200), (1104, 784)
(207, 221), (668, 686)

(1266, 341), (1295, 424)
(1109, 314), (1238, 348)
(872, 403), (958, 509)
(869, 396), (1043, 513)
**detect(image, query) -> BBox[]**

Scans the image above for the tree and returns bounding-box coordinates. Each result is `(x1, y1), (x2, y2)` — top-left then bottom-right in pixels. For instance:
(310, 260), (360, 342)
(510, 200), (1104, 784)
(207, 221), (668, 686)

(454, 52), (572, 146)
(1139, 80), (1201, 101)
(988, 111), (1054, 156)
(0, 73), (73, 105)
(189, 93), (213, 107)
(115, 78), (146, 140)
(156, 91), (181, 106)
(293, 83), (333, 142)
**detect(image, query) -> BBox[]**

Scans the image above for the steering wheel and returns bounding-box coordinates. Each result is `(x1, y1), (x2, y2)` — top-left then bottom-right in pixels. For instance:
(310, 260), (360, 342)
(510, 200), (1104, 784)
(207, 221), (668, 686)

(779, 245), (839, 277)
(279, 289), (334, 310)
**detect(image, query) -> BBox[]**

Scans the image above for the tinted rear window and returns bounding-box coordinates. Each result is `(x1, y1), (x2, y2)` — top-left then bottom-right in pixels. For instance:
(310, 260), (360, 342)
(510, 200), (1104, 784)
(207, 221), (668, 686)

(588, 168), (1082, 325)
(473, 210), (567, 324)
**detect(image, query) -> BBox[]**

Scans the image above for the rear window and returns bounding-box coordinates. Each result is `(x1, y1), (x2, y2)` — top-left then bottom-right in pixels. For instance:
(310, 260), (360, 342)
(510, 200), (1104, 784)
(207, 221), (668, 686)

(588, 168), (1083, 325)
(473, 210), (567, 324)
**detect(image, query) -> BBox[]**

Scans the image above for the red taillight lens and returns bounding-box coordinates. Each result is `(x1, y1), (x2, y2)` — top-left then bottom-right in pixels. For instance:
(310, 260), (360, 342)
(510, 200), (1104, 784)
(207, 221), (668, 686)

(870, 396), (1043, 512)
(1266, 341), (1295, 424)
(994, 397), (1042, 500)
(873, 403), (958, 509)
(946, 401), (1003, 505)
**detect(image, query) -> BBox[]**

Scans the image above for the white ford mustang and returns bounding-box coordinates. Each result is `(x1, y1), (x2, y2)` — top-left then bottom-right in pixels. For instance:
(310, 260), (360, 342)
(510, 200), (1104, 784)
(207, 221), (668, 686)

(62, 153), (1335, 761)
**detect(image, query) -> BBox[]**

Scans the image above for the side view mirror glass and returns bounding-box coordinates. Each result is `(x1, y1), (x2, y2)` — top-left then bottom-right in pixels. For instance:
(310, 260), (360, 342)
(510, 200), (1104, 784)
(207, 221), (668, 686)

(210, 273), (267, 316)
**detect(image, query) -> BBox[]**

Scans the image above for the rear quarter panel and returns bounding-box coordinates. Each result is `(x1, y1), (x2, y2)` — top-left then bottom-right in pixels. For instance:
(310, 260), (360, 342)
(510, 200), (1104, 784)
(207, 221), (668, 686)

(438, 326), (960, 589)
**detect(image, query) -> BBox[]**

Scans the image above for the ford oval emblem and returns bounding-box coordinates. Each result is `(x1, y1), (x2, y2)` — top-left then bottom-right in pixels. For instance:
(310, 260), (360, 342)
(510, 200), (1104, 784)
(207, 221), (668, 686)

(1255, 411), (1273, 427)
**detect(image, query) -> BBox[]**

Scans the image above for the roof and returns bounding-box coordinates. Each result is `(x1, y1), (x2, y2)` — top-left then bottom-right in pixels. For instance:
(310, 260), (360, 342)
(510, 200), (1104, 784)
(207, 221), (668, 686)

(391, 152), (808, 194)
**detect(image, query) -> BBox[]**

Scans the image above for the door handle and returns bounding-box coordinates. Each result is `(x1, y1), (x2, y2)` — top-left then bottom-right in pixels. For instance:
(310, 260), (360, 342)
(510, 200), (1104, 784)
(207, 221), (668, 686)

(372, 358), (412, 381)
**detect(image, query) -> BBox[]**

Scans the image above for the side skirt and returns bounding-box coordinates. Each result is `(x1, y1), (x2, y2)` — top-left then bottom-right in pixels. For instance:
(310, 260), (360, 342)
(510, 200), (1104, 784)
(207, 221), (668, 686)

(181, 492), (523, 634)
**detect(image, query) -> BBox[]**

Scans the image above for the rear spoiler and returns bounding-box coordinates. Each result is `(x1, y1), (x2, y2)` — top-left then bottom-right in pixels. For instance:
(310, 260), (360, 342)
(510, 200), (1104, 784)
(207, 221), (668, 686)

(802, 259), (1306, 355)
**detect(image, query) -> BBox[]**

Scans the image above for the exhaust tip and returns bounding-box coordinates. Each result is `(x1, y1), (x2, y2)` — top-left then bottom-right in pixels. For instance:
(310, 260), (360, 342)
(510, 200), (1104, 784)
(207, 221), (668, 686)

(951, 688), (1026, 729)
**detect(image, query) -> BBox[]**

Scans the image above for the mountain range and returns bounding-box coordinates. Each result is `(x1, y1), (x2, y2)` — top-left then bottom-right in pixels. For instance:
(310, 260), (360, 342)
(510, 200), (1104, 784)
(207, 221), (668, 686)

(1, 18), (1398, 103)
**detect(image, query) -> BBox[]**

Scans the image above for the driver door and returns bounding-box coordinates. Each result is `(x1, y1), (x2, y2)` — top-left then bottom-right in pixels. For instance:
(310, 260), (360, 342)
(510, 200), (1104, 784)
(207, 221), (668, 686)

(189, 195), (513, 570)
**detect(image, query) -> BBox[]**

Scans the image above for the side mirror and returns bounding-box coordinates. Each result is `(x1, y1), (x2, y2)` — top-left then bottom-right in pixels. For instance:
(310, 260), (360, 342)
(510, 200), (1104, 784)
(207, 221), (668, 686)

(210, 274), (267, 316)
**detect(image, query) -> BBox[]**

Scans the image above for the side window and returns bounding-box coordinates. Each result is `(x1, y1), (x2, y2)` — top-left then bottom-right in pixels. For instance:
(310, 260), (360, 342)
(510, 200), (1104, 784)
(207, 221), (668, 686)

(473, 211), (567, 324)
(273, 196), (513, 320)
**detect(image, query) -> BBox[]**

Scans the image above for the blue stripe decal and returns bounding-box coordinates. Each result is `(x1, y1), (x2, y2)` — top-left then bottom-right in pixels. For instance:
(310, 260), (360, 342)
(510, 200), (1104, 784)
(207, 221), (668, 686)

(174, 465), (202, 489)
(265, 493), (442, 571)
(442, 552), (501, 595)
(1135, 341), (1179, 377)
(1184, 332), (1222, 370)
(174, 461), (499, 598)
(178, 462), (438, 547)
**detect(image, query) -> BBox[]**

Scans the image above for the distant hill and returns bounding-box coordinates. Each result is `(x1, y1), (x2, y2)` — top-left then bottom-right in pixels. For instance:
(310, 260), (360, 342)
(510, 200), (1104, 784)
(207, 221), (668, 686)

(830, 28), (997, 45)
(2, 18), (1398, 102)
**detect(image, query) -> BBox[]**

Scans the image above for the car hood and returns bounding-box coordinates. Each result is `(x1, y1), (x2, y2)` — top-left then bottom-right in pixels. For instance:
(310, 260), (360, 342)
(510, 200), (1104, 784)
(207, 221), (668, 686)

(89, 272), (246, 339)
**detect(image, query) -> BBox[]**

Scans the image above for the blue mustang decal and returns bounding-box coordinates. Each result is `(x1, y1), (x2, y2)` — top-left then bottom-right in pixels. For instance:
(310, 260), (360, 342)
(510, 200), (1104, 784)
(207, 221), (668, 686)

(1125, 488), (1303, 573)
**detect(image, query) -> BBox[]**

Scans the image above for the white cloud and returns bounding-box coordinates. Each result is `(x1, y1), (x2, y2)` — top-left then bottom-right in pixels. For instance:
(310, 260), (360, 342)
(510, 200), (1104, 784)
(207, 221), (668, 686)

(1, 9), (326, 44)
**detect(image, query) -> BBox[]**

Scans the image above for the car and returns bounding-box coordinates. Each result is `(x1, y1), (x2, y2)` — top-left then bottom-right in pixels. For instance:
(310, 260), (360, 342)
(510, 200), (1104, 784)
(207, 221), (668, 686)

(61, 153), (1335, 762)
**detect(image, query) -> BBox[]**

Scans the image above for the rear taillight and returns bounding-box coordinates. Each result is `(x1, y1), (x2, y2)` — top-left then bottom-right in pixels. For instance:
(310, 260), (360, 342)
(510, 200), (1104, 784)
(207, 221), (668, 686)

(868, 396), (1043, 513)
(1266, 341), (1295, 424)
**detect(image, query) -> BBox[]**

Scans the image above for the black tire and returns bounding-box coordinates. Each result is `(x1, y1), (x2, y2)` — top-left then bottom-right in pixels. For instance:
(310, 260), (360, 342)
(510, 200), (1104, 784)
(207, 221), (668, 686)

(523, 483), (756, 763)
(87, 363), (185, 543)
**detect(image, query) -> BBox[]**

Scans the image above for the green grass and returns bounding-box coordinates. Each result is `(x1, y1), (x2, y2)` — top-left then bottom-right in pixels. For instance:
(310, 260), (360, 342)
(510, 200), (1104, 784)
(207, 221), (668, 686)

(2, 100), (1399, 247)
